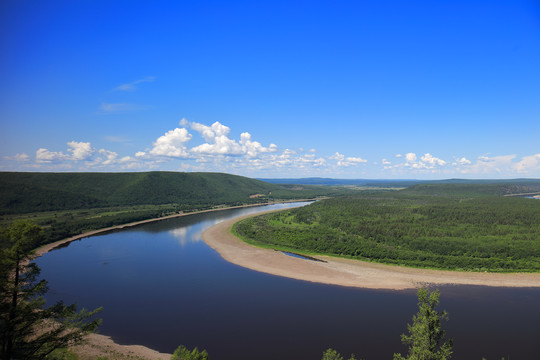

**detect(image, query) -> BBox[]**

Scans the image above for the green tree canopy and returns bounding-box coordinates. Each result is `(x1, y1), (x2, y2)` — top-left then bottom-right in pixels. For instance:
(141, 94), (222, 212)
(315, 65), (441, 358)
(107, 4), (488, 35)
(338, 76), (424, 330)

(393, 288), (453, 360)
(321, 348), (357, 360)
(171, 345), (209, 360)
(0, 220), (102, 360)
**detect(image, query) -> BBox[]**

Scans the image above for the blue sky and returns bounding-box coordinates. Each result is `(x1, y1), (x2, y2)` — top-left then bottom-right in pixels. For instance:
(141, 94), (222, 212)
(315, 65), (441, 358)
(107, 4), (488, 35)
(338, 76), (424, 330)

(1, 0), (539, 179)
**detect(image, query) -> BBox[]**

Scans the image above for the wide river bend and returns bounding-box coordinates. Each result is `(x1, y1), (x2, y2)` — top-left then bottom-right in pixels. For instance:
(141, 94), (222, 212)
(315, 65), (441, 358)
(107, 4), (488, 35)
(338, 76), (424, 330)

(36, 202), (540, 360)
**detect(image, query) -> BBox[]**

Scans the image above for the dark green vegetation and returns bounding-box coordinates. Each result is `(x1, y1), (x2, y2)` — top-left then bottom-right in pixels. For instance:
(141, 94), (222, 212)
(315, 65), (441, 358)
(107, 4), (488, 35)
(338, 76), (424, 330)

(0, 172), (358, 248)
(235, 183), (540, 272)
(393, 288), (452, 360)
(0, 221), (102, 359)
(0, 171), (348, 213)
(172, 345), (209, 360)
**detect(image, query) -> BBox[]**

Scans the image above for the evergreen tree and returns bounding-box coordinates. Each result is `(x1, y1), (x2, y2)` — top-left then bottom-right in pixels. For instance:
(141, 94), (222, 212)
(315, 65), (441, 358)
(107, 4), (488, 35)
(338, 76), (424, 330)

(321, 348), (358, 360)
(0, 221), (101, 359)
(393, 288), (453, 360)
(171, 345), (209, 360)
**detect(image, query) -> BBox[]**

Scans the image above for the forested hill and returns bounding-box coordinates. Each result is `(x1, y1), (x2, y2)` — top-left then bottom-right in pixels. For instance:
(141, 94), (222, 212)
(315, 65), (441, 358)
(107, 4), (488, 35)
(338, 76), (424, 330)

(0, 171), (296, 214)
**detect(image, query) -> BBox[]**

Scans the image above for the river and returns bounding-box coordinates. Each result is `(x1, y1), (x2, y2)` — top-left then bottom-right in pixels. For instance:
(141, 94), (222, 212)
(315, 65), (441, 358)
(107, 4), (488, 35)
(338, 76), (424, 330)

(35, 202), (540, 359)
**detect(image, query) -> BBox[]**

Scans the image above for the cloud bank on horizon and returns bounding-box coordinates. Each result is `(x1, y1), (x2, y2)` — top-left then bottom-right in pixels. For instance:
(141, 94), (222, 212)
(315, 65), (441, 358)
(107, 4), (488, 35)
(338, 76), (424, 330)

(2, 118), (540, 179)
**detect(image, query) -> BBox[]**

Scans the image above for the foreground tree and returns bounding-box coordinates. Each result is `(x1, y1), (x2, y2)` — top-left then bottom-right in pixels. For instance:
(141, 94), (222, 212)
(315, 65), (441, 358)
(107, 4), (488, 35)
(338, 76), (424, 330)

(172, 345), (209, 360)
(321, 348), (357, 360)
(0, 220), (102, 360)
(393, 288), (453, 360)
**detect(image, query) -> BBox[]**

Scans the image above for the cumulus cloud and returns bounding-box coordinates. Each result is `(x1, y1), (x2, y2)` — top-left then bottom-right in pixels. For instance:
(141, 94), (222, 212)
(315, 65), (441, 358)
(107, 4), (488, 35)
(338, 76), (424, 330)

(184, 120), (277, 157)
(400, 152), (446, 169)
(330, 152), (367, 167)
(34, 141), (136, 168)
(515, 154), (540, 173)
(97, 149), (118, 165)
(67, 141), (94, 160)
(149, 128), (192, 158)
(36, 148), (68, 163)
(453, 157), (472, 166)
(405, 153), (417, 163)
(239, 132), (278, 157)
(421, 153), (446, 167)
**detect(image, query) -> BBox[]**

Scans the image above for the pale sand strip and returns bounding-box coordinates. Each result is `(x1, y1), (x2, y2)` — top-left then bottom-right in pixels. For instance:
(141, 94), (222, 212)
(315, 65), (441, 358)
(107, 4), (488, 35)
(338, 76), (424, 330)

(203, 211), (540, 291)
(70, 333), (171, 360)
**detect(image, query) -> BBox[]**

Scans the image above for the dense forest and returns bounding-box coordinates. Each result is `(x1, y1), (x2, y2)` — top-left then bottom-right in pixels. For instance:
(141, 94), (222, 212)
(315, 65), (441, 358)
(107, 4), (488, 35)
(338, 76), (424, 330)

(0, 171), (357, 248)
(234, 184), (540, 272)
(0, 171), (355, 213)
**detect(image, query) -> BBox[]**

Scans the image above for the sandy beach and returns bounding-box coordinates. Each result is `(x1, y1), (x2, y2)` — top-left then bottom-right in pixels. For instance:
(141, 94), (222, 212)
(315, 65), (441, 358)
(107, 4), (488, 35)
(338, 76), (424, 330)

(203, 211), (540, 291)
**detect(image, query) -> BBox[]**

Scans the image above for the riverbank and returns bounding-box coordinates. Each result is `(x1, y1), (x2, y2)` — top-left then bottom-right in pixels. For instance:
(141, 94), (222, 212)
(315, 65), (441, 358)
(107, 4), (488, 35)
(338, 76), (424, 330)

(202, 211), (540, 291)
(69, 333), (171, 360)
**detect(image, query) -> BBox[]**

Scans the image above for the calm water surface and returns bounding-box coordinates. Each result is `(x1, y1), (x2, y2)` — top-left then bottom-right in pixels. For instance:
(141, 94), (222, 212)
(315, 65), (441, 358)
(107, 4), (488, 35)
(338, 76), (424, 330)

(36, 203), (540, 360)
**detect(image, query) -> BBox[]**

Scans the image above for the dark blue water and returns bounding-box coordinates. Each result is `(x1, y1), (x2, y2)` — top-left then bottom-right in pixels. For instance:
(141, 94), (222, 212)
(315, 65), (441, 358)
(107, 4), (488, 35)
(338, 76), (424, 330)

(35, 203), (540, 360)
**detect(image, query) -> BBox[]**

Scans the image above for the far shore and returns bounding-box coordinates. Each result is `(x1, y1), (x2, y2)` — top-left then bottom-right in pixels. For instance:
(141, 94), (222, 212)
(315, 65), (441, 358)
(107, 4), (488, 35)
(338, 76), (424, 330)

(202, 210), (540, 291)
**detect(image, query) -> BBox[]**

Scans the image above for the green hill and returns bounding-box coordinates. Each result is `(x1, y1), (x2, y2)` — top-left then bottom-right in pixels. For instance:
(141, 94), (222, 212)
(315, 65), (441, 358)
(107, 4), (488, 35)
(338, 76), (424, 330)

(0, 171), (284, 214)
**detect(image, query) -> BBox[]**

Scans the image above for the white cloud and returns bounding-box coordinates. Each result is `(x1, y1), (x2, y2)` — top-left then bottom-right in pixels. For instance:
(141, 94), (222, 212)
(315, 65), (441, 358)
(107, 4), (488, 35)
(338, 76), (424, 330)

(330, 152), (367, 167)
(97, 149), (118, 165)
(401, 152), (446, 169)
(190, 121), (232, 143)
(421, 153), (446, 167)
(114, 76), (156, 91)
(515, 154), (540, 173)
(405, 153), (417, 163)
(183, 120), (277, 158)
(451, 157), (472, 167)
(149, 128), (192, 158)
(188, 121), (243, 155)
(347, 156), (368, 164)
(239, 132), (278, 157)
(388, 152), (448, 171)
(3, 153), (30, 162)
(67, 141), (94, 161)
(36, 148), (68, 163)
(459, 154), (516, 174)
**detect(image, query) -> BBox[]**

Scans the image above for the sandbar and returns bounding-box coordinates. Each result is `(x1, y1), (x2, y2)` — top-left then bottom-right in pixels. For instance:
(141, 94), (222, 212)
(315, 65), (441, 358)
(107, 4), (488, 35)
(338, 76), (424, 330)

(202, 211), (540, 291)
